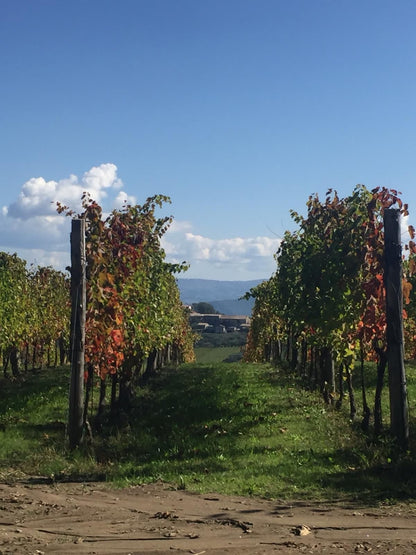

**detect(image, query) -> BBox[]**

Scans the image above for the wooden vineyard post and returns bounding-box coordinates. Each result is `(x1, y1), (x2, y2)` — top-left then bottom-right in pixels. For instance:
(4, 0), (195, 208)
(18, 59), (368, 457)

(384, 208), (409, 448)
(68, 218), (86, 449)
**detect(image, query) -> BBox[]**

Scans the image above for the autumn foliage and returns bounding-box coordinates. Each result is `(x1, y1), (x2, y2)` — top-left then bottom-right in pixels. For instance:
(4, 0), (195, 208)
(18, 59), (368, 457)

(60, 193), (195, 416)
(245, 185), (415, 432)
(0, 253), (70, 375)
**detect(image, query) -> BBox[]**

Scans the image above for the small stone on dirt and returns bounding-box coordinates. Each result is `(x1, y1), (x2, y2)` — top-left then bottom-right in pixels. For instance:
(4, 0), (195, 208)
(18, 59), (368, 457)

(292, 524), (311, 536)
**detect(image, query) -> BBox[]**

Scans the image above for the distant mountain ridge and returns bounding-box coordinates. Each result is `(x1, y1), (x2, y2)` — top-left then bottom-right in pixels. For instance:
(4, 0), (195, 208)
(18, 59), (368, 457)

(176, 278), (265, 316)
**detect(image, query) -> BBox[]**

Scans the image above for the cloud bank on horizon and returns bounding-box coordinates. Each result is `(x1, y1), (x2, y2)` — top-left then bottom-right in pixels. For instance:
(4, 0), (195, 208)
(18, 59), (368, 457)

(0, 163), (280, 280)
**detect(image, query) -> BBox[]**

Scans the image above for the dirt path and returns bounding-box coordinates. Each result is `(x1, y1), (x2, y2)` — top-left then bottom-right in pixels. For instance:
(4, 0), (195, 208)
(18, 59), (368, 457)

(1, 480), (416, 554)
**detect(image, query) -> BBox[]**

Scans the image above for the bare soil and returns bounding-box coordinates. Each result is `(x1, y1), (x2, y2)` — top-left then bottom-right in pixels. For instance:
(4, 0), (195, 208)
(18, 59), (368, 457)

(1, 480), (416, 554)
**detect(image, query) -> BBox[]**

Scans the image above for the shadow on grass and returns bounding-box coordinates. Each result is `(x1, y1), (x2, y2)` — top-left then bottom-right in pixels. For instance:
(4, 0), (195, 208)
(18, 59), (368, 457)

(2, 361), (416, 504)
(92, 363), (416, 502)
(0, 366), (69, 417)
(95, 363), (263, 460)
(322, 462), (416, 503)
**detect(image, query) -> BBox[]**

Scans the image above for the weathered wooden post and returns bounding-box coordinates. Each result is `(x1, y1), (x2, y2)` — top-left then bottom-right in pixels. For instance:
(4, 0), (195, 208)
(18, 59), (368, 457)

(384, 208), (409, 448)
(68, 218), (86, 449)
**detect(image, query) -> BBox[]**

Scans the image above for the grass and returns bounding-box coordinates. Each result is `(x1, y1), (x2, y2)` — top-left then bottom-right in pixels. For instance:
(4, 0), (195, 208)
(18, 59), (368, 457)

(1, 357), (416, 504)
(194, 346), (243, 363)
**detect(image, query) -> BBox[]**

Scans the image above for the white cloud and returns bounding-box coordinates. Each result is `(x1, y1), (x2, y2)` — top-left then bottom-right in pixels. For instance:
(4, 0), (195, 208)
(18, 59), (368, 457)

(0, 213), (68, 248)
(168, 220), (193, 233)
(113, 191), (137, 208)
(0, 163), (124, 269)
(82, 164), (122, 197)
(401, 213), (411, 241)
(0, 246), (70, 272)
(164, 230), (280, 263)
(162, 223), (281, 280)
(7, 163), (122, 219)
(1, 164), (281, 280)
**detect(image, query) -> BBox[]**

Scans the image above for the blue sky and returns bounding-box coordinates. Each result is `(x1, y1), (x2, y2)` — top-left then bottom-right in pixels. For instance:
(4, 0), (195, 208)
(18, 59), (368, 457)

(1, 0), (415, 280)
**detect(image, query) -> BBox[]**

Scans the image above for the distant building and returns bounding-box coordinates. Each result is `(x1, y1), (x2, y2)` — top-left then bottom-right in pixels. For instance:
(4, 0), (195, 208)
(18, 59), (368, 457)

(189, 312), (250, 333)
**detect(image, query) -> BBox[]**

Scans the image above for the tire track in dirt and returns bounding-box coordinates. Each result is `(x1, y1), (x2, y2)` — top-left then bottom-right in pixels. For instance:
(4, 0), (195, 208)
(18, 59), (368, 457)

(1, 481), (416, 554)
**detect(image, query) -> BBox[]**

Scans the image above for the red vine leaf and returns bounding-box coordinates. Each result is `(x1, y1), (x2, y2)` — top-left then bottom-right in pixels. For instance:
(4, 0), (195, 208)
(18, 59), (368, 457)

(403, 280), (412, 305)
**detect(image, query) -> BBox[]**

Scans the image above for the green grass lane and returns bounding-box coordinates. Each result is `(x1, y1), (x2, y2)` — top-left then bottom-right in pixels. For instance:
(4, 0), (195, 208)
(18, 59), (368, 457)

(0, 358), (415, 503)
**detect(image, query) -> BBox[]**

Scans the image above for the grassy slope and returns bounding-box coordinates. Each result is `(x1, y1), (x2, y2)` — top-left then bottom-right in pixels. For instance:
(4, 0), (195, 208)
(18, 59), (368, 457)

(0, 358), (415, 503)
(194, 346), (243, 363)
